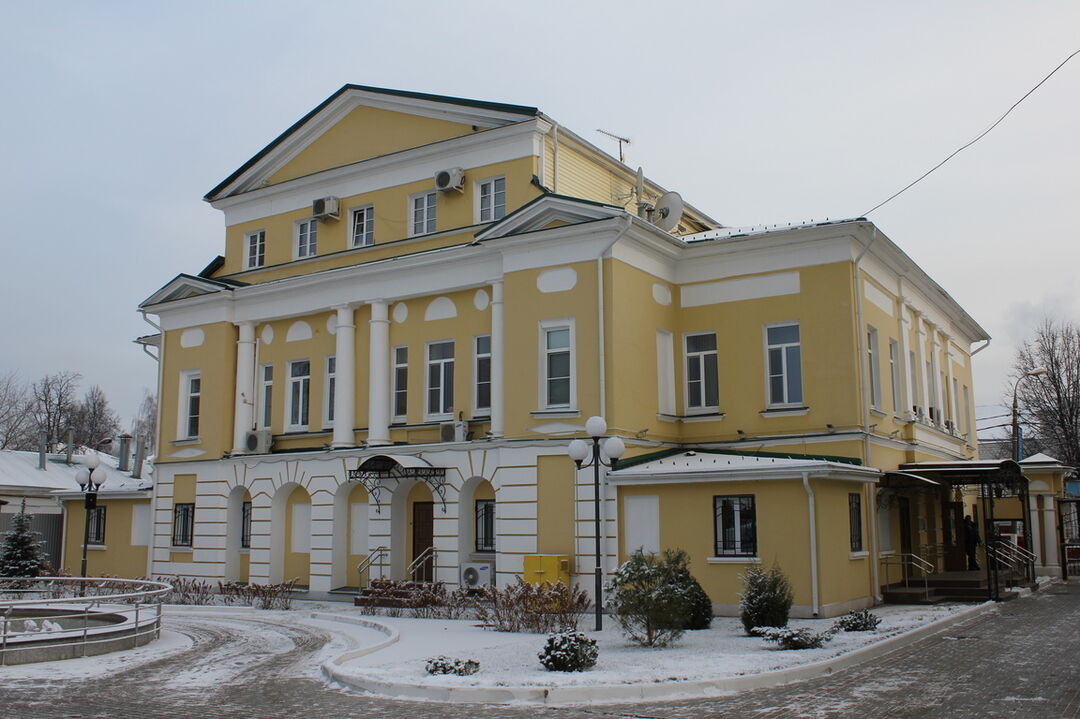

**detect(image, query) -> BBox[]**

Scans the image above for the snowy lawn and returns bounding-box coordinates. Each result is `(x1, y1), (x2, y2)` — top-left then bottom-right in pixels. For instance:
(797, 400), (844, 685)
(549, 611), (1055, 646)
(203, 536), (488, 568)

(345, 602), (982, 689)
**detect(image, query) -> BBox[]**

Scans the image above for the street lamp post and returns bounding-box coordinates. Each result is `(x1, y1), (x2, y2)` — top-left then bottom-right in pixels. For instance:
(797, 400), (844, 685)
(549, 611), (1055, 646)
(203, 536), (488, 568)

(74, 453), (108, 585)
(567, 416), (625, 632)
(1011, 367), (1047, 462)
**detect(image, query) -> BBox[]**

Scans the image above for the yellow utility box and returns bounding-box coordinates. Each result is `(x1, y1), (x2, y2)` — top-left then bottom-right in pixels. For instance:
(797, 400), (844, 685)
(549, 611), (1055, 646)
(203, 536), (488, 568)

(523, 554), (571, 585)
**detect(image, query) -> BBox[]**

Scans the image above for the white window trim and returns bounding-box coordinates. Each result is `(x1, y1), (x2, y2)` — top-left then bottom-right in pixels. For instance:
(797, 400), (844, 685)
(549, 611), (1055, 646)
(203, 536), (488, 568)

(424, 339), (455, 422)
(177, 369), (200, 440)
(391, 345), (408, 423)
(285, 359), (311, 432)
(763, 321), (803, 409)
(473, 175), (506, 224)
(538, 318), (576, 411)
(258, 363), (273, 430)
(888, 338), (901, 416)
(408, 191), (437, 238)
(683, 331), (719, 415)
(473, 334), (491, 416)
(294, 218), (317, 259)
(350, 205), (374, 248)
(244, 229), (266, 270)
(323, 355), (336, 428)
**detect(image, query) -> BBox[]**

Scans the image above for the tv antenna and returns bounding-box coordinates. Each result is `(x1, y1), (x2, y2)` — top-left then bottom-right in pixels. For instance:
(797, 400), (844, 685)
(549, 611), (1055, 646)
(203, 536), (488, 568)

(596, 129), (631, 163)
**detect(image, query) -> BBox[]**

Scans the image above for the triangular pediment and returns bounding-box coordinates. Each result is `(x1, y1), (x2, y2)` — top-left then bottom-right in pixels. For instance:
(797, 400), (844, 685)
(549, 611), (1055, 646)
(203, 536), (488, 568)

(206, 85), (537, 201)
(140, 274), (236, 308)
(475, 194), (625, 241)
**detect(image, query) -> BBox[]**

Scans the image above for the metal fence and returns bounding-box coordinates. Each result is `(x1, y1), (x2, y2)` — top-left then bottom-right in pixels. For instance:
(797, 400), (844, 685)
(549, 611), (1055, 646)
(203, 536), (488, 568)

(0, 513), (63, 569)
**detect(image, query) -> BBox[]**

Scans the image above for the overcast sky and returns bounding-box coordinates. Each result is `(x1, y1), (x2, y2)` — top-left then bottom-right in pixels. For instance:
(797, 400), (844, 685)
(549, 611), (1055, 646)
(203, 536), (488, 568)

(2, 2), (1077, 441)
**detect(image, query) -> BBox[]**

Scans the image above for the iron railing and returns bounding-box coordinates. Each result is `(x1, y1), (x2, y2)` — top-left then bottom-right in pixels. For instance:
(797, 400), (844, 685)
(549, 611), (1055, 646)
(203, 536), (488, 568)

(357, 546), (389, 585)
(407, 546), (437, 583)
(881, 552), (936, 601)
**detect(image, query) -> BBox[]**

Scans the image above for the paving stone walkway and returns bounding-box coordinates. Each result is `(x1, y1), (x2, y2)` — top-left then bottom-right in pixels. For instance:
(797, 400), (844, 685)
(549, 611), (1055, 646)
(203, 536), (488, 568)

(3, 582), (1079, 718)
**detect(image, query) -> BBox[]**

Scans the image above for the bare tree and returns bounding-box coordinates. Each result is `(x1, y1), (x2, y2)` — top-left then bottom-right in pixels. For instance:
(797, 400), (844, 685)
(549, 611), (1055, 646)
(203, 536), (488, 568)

(70, 385), (121, 451)
(30, 372), (82, 451)
(0, 371), (33, 450)
(1010, 319), (1080, 470)
(129, 388), (158, 455)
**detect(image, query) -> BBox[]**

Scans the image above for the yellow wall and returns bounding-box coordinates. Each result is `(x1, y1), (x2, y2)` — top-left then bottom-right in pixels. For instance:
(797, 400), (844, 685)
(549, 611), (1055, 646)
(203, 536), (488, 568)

(536, 455), (575, 557)
(346, 483), (369, 588)
(283, 485), (311, 585)
(63, 498), (150, 578)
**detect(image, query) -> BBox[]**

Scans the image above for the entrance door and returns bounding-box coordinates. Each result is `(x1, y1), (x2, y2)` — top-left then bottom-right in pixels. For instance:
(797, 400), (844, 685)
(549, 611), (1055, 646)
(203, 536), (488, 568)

(944, 501), (966, 571)
(412, 501), (434, 582)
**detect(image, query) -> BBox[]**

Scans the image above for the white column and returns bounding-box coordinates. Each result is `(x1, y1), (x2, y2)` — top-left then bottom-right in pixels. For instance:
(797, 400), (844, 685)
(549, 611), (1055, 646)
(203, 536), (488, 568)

(1028, 494), (1043, 564)
(490, 281), (505, 438)
(897, 300), (913, 421)
(928, 323), (942, 426)
(943, 333), (957, 432)
(912, 310), (929, 420)
(332, 305), (357, 448)
(1043, 500), (1059, 569)
(232, 321), (256, 454)
(367, 300), (391, 446)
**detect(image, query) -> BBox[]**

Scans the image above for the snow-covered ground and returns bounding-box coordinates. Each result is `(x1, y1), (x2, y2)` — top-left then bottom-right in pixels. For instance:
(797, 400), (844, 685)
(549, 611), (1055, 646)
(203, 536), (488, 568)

(344, 602), (983, 690)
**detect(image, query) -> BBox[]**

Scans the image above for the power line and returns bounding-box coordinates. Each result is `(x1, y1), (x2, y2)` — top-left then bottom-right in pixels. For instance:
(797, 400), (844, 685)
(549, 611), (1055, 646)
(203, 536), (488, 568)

(862, 47), (1080, 216)
(976, 413), (1011, 422)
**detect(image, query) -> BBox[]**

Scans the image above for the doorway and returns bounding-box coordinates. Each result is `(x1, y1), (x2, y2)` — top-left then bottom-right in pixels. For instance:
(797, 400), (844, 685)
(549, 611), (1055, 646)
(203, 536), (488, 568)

(412, 501), (434, 582)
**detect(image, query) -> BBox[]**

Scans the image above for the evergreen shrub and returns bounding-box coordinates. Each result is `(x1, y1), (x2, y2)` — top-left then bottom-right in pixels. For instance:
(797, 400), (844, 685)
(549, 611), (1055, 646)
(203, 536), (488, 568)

(538, 631), (598, 672)
(0, 501), (45, 578)
(831, 609), (881, 632)
(739, 563), (793, 635)
(605, 548), (712, 646)
(751, 626), (834, 650)
(425, 656), (480, 675)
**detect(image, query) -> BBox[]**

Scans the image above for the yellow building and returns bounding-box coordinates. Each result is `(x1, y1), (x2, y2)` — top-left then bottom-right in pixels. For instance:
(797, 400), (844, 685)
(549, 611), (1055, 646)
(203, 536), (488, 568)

(133, 85), (1067, 615)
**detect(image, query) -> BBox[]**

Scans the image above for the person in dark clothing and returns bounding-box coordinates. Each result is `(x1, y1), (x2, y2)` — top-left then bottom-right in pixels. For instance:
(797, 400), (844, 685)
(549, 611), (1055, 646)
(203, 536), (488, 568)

(964, 515), (981, 570)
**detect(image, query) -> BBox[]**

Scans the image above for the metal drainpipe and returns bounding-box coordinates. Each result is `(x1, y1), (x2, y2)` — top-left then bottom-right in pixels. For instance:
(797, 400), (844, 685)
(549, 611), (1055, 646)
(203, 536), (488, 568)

(597, 215), (633, 418)
(551, 124), (560, 193)
(802, 472), (820, 616)
(140, 309), (165, 579)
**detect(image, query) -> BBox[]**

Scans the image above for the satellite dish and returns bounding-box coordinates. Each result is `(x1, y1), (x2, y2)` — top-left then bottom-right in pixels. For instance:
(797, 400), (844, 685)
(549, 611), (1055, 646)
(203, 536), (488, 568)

(651, 191), (684, 232)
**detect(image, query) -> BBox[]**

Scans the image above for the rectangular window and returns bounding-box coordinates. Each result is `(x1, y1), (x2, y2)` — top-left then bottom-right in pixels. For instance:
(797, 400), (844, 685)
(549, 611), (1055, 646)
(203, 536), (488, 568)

(240, 501), (252, 549)
(172, 503), (195, 547)
(245, 230), (265, 269)
(296, 219), (317, 258)
(426, 341), (455, 418)
(849, 493), (863, 552)
(351, 206), (374, 247)
(963, 385), (972, 437)
(411, 192), (437, 236)
(867, 326), (881, 409)
(474, 335), (491, 414)
(87, 506), (106, 545)
(766, 323), (802, 407)
(287, 360), (310, 430)
(477, 177), (506, 222)
(542, 322), (574, 408)
(475, 499), (496, 552)
(324, 356), (336, 426)
(180, 371), (200, 439)
(714, 495), (756, 556)
(685, 332), (719, 411)
(392, 346), (408, 421)
(888, 339), (900, 414)
(260, 364), (273, 430)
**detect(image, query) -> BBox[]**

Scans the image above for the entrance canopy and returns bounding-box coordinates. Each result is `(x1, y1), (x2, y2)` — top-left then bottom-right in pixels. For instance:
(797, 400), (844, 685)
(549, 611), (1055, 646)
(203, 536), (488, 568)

(347, 454), (447, 512)
(884, 459), (1026, 495)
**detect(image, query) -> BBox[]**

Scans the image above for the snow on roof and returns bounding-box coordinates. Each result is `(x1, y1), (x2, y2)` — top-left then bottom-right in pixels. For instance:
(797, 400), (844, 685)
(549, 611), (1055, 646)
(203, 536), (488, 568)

(0, 450), (152, 497)
(1020, 453), (1061, 464)
(681, 218), (864, 244)
(610, 451), (878, 482)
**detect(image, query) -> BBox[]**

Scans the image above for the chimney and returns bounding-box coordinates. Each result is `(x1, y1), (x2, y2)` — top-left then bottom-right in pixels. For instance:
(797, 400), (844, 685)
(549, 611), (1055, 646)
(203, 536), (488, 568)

(132, 435), (146, 480)
(117, 434), (132, 472)
(38, 429), (47, 470)
(65, 429), (74, 464)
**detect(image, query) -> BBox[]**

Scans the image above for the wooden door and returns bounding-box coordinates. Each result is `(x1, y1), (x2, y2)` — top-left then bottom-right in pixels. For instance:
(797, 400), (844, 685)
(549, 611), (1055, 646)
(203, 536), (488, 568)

(412, 501), (434, 582)
(944, 501), (966, 571)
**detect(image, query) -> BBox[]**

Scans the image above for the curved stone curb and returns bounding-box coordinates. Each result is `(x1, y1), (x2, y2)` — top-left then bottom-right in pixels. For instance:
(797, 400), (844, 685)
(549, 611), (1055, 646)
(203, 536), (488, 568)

(322, 602), (999, 706)
(311, 613), (399, 666)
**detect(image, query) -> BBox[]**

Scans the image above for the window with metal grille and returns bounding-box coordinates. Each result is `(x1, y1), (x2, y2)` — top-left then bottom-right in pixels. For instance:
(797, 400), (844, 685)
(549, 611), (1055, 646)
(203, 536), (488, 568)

(714, 495), (756, 556)
(241, 501), (252, 549)
(87, 506), (106, 545)
(172, 503), (195, 547)
(475, 499), (495, 552)
(849, 493), (863, 552)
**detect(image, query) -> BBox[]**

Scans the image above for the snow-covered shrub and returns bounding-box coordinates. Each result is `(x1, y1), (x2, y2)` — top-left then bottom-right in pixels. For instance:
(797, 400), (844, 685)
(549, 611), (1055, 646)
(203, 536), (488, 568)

(0, 501), (45, 578)
(538, 631), (598, 672)
(474, 578), (589, 633)
(606, 549), (710, 647)
(425, 656), (480, 676)
(752, 626), (834, 650)
(831, 609), (881, 632)
(739, 564), (793, 635)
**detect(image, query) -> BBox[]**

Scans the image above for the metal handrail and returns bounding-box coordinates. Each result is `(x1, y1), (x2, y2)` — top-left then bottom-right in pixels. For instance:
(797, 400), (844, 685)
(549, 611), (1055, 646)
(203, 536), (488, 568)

(407, 546), (437, 582)
(0, 577), (172, 608)
(987, 540), (1036, 581)
(881, 552), (936, 600)
(357, 546), (389, 584)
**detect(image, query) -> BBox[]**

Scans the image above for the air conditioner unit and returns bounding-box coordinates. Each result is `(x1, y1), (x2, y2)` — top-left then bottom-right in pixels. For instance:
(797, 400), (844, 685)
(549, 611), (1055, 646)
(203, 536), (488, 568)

(312, 196), (340, 220)
(460, 563), (493, 588)
(434, 167), (465, 192)
(244, 429), (273, 454)
(438, 421), (468, 443)
(945, 419), (956, 433)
